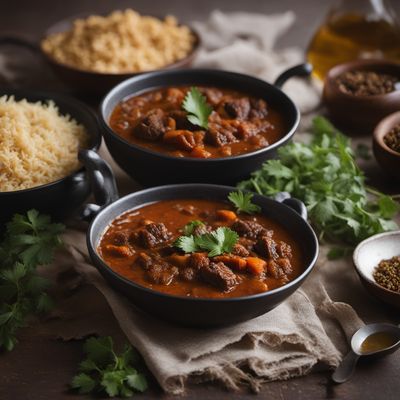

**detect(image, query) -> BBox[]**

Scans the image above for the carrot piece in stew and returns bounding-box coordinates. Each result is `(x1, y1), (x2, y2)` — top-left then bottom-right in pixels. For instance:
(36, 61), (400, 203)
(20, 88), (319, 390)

(246, 257), (267, 275)
(216, 209), (237, 222)
(214, 255), (247, 271)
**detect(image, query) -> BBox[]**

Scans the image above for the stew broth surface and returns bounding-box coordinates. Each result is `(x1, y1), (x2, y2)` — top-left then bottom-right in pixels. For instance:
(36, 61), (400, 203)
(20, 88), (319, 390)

(98, 199), (303, 299)
(109, 86), (286, 159)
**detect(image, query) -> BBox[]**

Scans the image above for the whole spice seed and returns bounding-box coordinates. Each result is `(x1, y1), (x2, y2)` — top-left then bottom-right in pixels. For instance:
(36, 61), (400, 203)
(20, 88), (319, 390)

(336, 70), (399, 96)
(383, 124), (400, 153)
(373, 256), (400, 293)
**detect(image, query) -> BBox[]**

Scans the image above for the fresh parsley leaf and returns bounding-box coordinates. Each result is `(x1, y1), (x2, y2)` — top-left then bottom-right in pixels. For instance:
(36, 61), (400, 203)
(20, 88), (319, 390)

(71, 373), (97, 394)
(0, 209), (64, 351)
(71, 336), (148, 398)
(196, 227), (239, 257)
(183, 220), (205, 236)
(174, 227), (239, 257)
(126, 373), (148, 392)
(182, 87), (212, 129)
(228, 191), (261, 214)
(173, 235), (198, 253)
(238, 116), (399, 254)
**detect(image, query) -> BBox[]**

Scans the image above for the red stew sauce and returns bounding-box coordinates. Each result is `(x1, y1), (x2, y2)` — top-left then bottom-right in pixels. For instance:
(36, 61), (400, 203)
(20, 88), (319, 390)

(109, 86), (286, 158)
(98, 199), (303, 299)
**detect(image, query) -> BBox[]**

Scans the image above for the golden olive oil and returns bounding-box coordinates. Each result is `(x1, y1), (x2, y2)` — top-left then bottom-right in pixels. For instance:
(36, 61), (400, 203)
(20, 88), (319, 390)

(360, 331), (398, 354)
(307, 13), (400, 80)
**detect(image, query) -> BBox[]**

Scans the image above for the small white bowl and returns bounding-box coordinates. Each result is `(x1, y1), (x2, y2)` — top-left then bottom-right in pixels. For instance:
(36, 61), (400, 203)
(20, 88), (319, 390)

(353, 231), (400, 309)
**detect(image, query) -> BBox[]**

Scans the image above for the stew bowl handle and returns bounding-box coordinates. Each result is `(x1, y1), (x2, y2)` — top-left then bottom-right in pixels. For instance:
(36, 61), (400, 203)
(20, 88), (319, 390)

(273, 63), (313, 89)
(273, 191), (308, 220)
(0, 35), (40, 53)
(78, 149), (119, 221)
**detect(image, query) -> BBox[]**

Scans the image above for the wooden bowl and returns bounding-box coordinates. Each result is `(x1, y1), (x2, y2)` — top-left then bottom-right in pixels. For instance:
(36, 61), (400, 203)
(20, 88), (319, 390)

(323, 59), (400, 135)
(353, 231), (400, 309)
(373, 111), (400, 180)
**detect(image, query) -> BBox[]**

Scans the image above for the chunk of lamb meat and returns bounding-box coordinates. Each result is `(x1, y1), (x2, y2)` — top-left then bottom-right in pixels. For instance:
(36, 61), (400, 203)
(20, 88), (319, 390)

(201, 88), (224, 106)
(200, 262), (238, 291)
(180, 267), (197, 282)
(232, 219), (273, 240)
(137, 223), (171, 248)
(134, 109), (166, 141)
(206, 126), (237, 147)
(192, 224), (213, 237)
(255, 236), (279, 259)
(136, 253), (178, 285)
(277, 241), (292, 259)
(276, 258), (293, 274)
(111, 231), (129, 246)
(249, 98), (268, 118)
(188, 252), (210, 269)
(231, 243), (250, 257)
(267, 259), (285, 279)
(169, 110), (197, 130)
(223, 97), (251, 120)
(147, 263), (178, 285)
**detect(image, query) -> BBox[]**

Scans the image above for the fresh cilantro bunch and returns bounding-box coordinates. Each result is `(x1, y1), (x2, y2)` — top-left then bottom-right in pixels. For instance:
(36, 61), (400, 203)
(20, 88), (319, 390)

(238, 116), (399, 257)
(71, 336), (148, 397)
(175, 225), (239, 257)
(182, 87), (212, 129)
(228, 191), (261, 214)
(0, 210), (64, 351)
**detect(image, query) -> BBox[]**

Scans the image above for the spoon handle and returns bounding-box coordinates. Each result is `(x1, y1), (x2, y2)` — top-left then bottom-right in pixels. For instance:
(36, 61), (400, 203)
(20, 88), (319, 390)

(332, 350), (360, 384)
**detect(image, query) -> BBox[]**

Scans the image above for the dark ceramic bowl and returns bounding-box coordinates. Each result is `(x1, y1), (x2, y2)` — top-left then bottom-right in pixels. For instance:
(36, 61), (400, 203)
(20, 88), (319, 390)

(0, 90), (101, 225)
(373, 111), (400, 180)
(100, 64), (312, 186)
(323, 59), (400, 135)
(353, 231), (400, 309)
(80, 149), (319, 327)
(0, 14), (200, 96)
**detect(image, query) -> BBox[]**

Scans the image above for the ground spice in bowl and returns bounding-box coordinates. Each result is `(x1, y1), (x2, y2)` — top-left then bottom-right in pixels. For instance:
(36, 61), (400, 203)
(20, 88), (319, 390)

(383, 124), (400, 153)
(373, 256), (400, 293)
(336, 70), (399, 96)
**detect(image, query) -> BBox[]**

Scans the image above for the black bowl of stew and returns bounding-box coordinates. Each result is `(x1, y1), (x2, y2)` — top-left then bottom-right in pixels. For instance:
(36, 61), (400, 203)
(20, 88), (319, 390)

(100, 65), (311, 186)
(81, 150), (318, 327)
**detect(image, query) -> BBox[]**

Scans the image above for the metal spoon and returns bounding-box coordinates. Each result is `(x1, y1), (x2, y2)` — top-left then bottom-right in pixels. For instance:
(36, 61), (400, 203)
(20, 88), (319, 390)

(332, 323), (400, 384)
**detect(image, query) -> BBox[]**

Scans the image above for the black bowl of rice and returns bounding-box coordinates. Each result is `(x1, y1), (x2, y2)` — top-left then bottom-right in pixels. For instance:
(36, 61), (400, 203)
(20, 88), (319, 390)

(0, 90), (101, 224)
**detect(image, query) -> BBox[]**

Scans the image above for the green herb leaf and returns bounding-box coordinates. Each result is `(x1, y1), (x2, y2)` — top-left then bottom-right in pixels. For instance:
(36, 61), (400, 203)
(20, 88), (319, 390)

(238, 116), (399, 255)
(83, 336), (114, 367)
(228, 191), (261, 214)
(173, 235), (198, 253)
(182, 87), (212, 129)
(71, 373), (97, 394)
(183, 220), (205, 236)
(126, 373), (148, 392)
(71, 336), (148, 398)
(174, 227), (239, 257)
(0, 210), (64, 351)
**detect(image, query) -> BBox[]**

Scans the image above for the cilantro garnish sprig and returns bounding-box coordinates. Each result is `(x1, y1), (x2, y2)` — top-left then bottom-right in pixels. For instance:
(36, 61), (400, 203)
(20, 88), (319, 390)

(228, 191), (261, 214)
(71, 336), (148, 397)
(0, 209), (64, 351)
(174, 225), (238, 257)
(182, 87), (212, 129)
(238, 116), (399, 259)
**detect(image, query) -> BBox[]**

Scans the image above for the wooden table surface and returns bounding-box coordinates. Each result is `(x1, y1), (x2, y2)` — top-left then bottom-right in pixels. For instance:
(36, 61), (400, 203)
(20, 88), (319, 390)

(1, 1), (400, 399)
